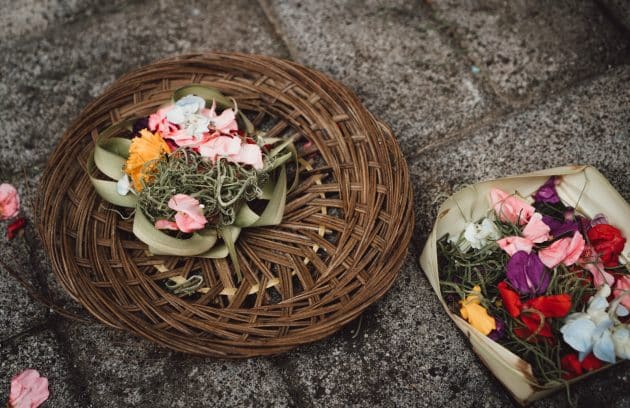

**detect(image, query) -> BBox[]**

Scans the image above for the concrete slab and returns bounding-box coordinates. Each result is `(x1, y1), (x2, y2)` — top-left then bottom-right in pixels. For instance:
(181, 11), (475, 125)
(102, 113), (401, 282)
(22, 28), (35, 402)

(430, 0), (630, 101)
(0, 328), (88, 407)
(264, 0), (497, 151)
(0, 0), (289, 175)
(60, 322), (293, 407)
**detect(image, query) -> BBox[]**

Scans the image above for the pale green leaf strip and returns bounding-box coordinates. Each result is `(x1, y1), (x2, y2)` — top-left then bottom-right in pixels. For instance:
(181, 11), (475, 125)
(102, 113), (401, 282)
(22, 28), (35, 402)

(268, 152), (293, 171)
(260, 178), (275, 200)
(133, 210), (218, 256)
(90, 178), (138, 208)
(233, 203), (260, 227)
(94, 137), (130, 180)
(87, 151), (137, 207)
(251, 166), (287, 227)
(223, 226), (242, 281)
(199, 227), (242, 258)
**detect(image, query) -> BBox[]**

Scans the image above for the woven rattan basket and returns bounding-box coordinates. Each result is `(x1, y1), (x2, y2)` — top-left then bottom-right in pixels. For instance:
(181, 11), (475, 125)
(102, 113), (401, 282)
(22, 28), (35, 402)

(37, 53), (413, 357)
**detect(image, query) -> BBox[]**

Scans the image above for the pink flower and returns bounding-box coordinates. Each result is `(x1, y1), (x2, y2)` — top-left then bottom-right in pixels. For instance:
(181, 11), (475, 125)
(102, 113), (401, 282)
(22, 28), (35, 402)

(490, 188), (534, 225)
(169, 194), (207, 233)
(203, 100), (238, 134)
(148, 105), (179, 137)
(614, 275), (630, 310)
(522, 213), (551, 243)
(198, 135), (242, 160)
(585, 262), (615, 287)
(538, 232), (585, 268)
(228, 144), (264, 170)
(497, 236), (534, 256)
(8, 369), (49, 408)
(154, 220), (179, 230)
(563, 231), (586, 266)
(0, 183), (20, 220)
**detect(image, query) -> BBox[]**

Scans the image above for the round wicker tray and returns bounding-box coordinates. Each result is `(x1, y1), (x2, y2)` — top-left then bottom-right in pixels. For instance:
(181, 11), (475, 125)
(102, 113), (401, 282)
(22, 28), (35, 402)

(37, 53), (414, 357)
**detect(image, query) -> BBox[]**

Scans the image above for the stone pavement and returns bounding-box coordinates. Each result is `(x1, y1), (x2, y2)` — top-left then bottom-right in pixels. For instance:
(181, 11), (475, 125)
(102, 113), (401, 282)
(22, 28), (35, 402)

(0, 0), (629, 406)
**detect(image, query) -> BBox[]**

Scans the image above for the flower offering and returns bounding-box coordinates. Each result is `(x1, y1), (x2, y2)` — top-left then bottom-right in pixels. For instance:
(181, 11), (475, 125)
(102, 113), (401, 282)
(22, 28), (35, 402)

(88, 85), (295, 281)
(420, 166), (630, 404)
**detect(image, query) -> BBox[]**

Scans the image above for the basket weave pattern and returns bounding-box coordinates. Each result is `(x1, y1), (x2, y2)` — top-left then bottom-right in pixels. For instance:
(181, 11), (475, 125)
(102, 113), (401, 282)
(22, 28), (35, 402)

(37, 53), (413, 357)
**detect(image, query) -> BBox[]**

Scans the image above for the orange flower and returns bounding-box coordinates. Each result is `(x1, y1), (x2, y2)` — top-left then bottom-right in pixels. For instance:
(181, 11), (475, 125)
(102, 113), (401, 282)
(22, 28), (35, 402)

(125, 129), (171, 190)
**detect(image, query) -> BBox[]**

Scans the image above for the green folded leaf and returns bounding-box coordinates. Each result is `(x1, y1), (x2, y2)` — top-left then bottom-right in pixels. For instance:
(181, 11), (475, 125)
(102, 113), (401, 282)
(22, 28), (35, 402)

(93, 137), (130, 180)
(199, 227), (242, 258)
(134, 210), (218, 256)
(87, 151), (137, 207)
(233, 203), (261, 227)
(250, 166), (287, 227)
(90, 178), (138, 208)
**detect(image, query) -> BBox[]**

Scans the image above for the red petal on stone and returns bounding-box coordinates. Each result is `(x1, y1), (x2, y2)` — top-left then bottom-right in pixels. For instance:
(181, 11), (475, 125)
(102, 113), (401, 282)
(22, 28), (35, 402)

(7, 217), (26, 239)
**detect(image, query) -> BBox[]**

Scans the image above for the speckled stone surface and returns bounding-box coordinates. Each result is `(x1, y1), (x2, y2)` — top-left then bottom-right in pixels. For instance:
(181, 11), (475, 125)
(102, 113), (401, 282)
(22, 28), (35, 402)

(263, 0), (497, 152)
(1, 0), (629, 407)
(430, 0), (630, 101)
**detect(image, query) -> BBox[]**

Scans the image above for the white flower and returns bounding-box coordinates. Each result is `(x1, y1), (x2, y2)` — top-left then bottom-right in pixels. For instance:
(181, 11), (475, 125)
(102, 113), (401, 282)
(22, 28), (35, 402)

(612, 325), (630, 360)
(116, 174), (131, 196)
(166, 95), (210, 139)
(450, 218), (501, 252)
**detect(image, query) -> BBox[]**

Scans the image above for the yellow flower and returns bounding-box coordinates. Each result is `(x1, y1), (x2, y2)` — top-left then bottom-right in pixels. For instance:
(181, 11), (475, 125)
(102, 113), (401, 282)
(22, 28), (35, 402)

(460, 285), (496, 335)
(125, 129), (171, 191)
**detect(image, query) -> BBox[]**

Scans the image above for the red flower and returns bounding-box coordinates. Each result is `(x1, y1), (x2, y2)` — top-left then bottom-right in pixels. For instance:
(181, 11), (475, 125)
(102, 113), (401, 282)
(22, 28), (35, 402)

(581, 353), (604, 372)
(497, 280), (571, 341)
(561, 353), (582, 380)
(498, 281), (521, 317)
(525, 294), (571, 318)
(7, 217), (26, 239)
(587, 224), (626, 267)
(561, 353), (604, 379)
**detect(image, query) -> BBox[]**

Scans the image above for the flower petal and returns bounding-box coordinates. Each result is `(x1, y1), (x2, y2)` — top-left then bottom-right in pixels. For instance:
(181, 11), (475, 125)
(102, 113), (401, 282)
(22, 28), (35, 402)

(538, 237), (571, 268)
(490, 188), (535, 225)
(229, 144), (264, 169)
(593, 329), (616, 364)
(522, 213), (550, 243)
(497, 236), (533, 256)
(561, 317), (596, 354)
(506, 251), (549, 296)
(563, 232), (585, 266)
(155, 220), (179, 230)
(0, 183), (20, 220)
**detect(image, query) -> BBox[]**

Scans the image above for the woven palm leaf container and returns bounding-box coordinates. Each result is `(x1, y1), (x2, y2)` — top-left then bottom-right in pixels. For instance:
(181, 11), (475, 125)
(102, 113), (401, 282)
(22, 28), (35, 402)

(36, 53), (414, 358)
(420, 166), (630, 405)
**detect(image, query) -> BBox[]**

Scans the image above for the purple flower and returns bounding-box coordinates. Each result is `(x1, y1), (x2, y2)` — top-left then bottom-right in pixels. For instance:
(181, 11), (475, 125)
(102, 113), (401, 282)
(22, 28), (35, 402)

(534, 176), (560, 204)
(542, 215), (579, 237)
(488, 318), (506, 341)
(506, 251), (550, 296)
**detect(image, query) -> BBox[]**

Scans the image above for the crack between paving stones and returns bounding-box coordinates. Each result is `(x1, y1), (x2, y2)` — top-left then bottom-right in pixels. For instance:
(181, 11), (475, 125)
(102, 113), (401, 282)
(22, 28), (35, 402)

(50, 319), (96, 407)
(256, 0), (300, 61)
(270, 355), (316, 408)
(422, 0), (630, 110)
(413, 54), (630, 159)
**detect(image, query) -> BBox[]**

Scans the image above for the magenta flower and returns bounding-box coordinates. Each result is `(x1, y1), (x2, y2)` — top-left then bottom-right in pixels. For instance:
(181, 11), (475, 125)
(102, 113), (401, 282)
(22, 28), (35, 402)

(506, 251), (550, 296)
(533, 176), (560, 204)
